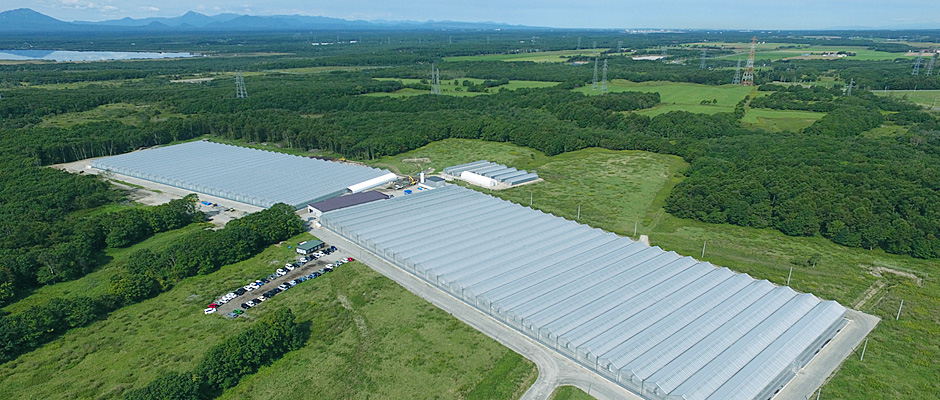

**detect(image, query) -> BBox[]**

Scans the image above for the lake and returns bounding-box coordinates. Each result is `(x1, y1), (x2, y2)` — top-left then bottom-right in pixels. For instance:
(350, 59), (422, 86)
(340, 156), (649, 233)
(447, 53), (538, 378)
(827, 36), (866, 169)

(0, 50), (197, 62)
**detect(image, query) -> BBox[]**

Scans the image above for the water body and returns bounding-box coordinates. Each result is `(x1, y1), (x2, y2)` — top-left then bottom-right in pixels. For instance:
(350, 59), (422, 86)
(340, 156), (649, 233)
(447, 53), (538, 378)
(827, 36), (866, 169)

(0, 50), (196, 62)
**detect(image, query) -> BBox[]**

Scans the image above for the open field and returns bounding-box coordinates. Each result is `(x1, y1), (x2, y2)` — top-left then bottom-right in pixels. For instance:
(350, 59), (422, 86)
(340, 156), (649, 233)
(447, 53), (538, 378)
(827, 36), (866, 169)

(741, 108), (827, 132)
(368, 138), (548, 175)
(264, 66), (373, 74)
(574, 79), (753, 115)
(686, 42), (918, 61)
(0, 231), (535, 399)
(367, 77), (559, 97)
(875, 89), (940, 109)
(39, 102), (184, 127)
(388, 139), (939, 399)
(445, 49), (609, 63)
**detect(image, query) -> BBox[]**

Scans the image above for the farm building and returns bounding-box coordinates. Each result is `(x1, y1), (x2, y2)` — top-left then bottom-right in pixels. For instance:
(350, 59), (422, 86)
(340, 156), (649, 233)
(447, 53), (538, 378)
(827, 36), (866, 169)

(296, 240), (325, 255)
(419, 175), (447, 189)
(306, 191), (390, 218)
(91, 141), (396, 209)
(443, 160), (539, 187)
(320, 185), (851, 400)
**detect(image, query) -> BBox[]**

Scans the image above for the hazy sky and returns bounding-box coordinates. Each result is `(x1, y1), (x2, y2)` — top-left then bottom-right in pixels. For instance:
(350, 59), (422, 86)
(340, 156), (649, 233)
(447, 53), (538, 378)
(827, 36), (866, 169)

(8, 0), (940, 29)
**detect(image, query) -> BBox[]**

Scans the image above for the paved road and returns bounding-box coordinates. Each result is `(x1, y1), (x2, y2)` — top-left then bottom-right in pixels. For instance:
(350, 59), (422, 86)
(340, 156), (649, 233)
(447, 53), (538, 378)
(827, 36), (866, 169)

(312, 226), (643, 400)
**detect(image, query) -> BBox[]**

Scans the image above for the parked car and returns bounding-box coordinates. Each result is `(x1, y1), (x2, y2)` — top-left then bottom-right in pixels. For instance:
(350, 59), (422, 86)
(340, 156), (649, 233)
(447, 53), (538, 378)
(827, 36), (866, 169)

(246, 301), (256, 307)
(235, 288), (247, 295)
(255, 297), (265, 303)
(204, 308), (216, 314)
(226, 312), (239, 319)
(278, 284), (289, 291)
(300, 257), (309, 263)
(233, 309), (244, 315)
(240, 303), (250, 310)
(347, 257), (354, 262)
(208, 303), (219, 309)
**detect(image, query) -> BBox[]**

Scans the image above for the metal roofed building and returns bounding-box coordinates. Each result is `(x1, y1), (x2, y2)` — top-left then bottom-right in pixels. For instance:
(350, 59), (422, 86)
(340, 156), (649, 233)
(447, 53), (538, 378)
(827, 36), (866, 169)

(306, 191), (390, 218)
(443, 160), (539, 187)
(320, 185), (851, 400)
(91, 141), (396, 209)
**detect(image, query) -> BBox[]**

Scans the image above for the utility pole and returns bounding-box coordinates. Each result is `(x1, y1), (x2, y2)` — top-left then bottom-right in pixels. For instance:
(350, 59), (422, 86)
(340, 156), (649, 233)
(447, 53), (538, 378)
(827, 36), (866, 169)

(860, 338), (869, 361)
(896, 299), (904, 320)
(732, 59), (742, 85)
(701, 241), (707, 258)
(787, 266), (793, 286)
(530, 192), (533, 206)
(634, 221), (638, 238)
(742, 36), (756, 86)
(577, 205), (581, 220)
(700, 49), (707, 69)
(592, 57), (599, 91)
(601, 59), (608, 93)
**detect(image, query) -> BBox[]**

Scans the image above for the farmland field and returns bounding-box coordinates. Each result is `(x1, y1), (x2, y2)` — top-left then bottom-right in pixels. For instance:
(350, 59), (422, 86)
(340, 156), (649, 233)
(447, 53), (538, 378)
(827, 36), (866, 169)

(875, 89), (940, 108)
(0, 231), (536, 399)
(686, 42), (918, 61)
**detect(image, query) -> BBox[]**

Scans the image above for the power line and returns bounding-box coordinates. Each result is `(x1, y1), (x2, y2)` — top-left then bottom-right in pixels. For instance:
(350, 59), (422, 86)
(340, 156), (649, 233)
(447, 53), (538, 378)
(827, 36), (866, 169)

(592, 57), (599, 91)
(732, 59), (742, 85)
(700, 49), (707, 69)
(235, 71), (247, 99)
(741, 36), (756, 86)
(430, 63), (441, 95)
(601, 59), (608, 93)
(912, 50), (924, 75)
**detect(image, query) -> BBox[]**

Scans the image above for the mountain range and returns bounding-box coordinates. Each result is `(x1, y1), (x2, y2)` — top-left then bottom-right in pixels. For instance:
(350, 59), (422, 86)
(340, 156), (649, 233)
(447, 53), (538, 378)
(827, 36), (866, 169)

(0, 8), (538, 33)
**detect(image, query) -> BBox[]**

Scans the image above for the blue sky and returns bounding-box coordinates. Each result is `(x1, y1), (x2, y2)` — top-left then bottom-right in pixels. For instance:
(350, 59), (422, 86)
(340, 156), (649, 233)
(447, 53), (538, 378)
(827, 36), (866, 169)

(7, 0), (940, 29)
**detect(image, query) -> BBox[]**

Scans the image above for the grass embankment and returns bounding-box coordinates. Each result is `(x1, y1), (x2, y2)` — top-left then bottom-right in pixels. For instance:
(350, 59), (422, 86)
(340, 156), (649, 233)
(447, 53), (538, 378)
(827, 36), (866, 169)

(741, 108), (827, 132)
(378, 139), (939, 399)
(550, 386), (595, 400)
(0, 230), (535, 399)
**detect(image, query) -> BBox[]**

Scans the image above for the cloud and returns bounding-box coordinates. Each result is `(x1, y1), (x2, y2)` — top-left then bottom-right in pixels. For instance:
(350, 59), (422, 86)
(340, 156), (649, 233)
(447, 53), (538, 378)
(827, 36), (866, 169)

(58, 0), (96, 10)
(101, 5), (118, 11)
(142, 6), (160, 12)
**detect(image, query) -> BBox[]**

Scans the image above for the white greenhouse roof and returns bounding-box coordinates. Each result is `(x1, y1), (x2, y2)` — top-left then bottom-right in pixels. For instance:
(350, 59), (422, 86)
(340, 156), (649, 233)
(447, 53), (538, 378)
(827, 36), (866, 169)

(91, 141), (395, 209)
(443, 160), (538, 186)
(320, 185), (848, 400)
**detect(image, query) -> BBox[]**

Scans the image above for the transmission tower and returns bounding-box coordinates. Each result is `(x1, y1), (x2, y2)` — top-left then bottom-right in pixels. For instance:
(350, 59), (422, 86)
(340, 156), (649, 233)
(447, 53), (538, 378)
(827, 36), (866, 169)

(661, 46), (667, 56)
(430, 63), (442, 95)
(577, 37), (582, 50)
(592, 57), (599, 91)
(601, 59), (608, 93)
(846, 78), (855, 96)
(235, 71), (247, 98)
(732, 59), (742, 85)
(926, 54), (936, 76)
(593, 41), (597, 52)
(617, 40), (623, 53)
(700, 49), (707, 69)
(913, 50), (924, 75)
(741, 36), (757, 86)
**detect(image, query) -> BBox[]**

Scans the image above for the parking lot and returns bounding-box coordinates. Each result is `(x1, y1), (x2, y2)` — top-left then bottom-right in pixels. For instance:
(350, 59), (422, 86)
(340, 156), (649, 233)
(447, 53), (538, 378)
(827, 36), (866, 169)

(207, 245), (353, 318)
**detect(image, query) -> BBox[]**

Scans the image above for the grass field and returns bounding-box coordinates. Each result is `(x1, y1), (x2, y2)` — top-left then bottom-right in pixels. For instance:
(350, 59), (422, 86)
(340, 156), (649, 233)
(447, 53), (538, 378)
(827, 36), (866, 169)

(383, 139), (939, 399)
(550, 386), (594, 400)
(445, 49), (609, 63)
(741, 108), (827, 132)
(367, 78), (559, 97)
(574, 79), (754, 115)
(0, 230), (536, 399)
(39, 102), (184, 128)
(875, 89), (940, 109)
(368, 138), (548, 175)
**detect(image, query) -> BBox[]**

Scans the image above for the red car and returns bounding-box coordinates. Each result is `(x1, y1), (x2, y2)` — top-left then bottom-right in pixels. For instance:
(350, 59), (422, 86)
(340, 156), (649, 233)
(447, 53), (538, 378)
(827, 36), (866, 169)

(208, 303), (219, 309)
(347, 257), (354, 262)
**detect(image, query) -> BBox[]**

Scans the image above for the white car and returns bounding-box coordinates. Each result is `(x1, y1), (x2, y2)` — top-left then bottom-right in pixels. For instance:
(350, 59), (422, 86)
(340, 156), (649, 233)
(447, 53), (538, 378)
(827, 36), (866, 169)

(218, 298), (229, 304)
(300, 257), (309, 263)
(204, 308), (217, 314)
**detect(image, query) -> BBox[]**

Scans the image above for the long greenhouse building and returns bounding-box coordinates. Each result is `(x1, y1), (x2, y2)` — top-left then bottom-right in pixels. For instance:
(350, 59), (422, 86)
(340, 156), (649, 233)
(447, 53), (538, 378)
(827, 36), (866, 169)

(320, 185), (850, 400)
(91, 140), (396, 209)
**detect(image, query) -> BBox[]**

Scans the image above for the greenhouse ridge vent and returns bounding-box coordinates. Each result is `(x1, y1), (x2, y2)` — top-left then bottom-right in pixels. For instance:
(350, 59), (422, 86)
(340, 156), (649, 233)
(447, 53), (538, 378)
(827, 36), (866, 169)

(320, 185), (859, 400)
(90, 141), (396, 210)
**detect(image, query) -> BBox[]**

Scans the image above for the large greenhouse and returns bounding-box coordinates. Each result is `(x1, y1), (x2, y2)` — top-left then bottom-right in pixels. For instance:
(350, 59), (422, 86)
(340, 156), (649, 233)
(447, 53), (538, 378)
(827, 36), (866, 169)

(319, 185), (850, 400)
(91, 141), (396, 209)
